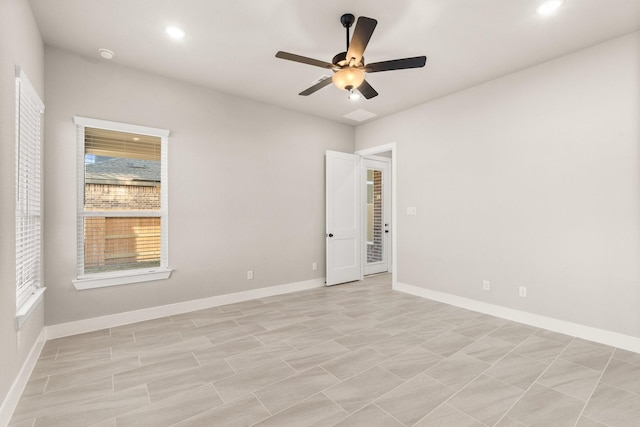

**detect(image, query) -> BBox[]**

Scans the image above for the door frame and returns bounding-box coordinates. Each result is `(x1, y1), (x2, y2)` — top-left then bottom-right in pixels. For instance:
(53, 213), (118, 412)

(355, 142), (397, 287)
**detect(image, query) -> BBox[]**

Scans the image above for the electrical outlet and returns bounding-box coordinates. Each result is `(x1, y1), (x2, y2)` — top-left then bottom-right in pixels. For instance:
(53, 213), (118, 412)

(407, 207), (417, 215)
(519, 286), (527, 298)
(247, 270), (254, 280)
(482, 280), (490, 291)
(312, 262), (317, 271)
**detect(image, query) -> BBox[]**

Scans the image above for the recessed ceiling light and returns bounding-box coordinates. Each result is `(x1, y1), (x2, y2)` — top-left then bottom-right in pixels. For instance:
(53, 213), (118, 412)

(165, 26), (185, 40)
(536, 0), (564, 15)
(98, 48), (115, 60)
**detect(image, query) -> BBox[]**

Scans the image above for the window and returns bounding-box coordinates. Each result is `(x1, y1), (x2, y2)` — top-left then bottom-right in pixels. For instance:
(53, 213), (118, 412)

(15, 67), (45, 328)
(73, 117), (171, 290)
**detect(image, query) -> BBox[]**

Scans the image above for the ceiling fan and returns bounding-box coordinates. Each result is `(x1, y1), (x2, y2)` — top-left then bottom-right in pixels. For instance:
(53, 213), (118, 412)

(275, 13), (427, 100)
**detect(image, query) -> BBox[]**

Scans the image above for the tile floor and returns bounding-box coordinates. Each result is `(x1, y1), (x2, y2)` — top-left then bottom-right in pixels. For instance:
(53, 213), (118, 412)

(9, 274), (640, 426)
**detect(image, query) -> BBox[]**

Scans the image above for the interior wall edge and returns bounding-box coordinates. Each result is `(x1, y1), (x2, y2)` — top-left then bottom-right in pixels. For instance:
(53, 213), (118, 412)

(395, 281), (640, 354)
(0, 328), (46, 427)
(45, 277), (325, 340)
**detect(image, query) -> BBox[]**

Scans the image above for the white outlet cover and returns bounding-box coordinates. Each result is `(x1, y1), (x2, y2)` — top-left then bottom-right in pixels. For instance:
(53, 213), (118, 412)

(407, 207), (417, 215)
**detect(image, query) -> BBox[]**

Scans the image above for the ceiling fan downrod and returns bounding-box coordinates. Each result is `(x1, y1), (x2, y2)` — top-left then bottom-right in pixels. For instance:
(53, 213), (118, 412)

(340, 13), (355, 51)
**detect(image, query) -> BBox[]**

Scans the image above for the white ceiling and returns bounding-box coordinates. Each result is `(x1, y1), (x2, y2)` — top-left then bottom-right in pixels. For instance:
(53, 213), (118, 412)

(28, 0), (640, 125)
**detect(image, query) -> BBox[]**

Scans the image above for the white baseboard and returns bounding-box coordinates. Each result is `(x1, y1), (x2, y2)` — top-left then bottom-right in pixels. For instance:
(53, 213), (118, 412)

(395, 282), (640, 354)
(0, 328), (46, 427)
(46, 278), (325, 340)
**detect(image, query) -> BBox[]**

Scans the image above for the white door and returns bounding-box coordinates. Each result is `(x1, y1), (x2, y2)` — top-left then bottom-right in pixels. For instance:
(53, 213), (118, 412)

(363, 157), (391, 275)
(326, 151), (361, 286)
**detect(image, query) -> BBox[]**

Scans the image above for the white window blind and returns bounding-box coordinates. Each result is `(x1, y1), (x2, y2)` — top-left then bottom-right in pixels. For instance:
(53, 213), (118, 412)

(74, 117), (169, 288)
(15, 67), (44, 309)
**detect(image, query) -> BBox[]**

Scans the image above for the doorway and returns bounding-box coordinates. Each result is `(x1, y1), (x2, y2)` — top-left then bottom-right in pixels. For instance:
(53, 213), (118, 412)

(363, 156), (391, 276)
(325, 143), (397, 287)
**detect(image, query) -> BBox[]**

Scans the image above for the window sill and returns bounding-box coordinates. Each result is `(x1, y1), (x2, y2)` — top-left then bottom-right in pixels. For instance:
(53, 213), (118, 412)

(73, 268), (172, 290)
(16, 287), (46, 330)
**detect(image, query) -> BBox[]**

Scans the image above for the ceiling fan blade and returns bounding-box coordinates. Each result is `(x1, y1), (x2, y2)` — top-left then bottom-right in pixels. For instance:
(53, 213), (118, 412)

(346, 16), (377, 65)
(357, 80), (378, 99)
(365, 56), (427, 73)
(299, 77), (333, 96)
(275, 51), (334, 69)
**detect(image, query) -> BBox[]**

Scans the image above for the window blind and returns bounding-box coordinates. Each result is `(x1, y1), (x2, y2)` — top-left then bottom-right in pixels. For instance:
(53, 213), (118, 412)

(15, 67), (44, 308)
(75, 119), (168, 279)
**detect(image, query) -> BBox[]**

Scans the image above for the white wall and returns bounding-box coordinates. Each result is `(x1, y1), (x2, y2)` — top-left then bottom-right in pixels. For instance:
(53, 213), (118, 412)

(356, 32), (640, 338)
(43, 47), (354, 325)
(0, 0), (45, 409)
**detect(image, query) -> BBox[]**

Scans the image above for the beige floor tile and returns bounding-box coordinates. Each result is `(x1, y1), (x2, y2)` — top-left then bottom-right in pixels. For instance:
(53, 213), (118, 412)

(11, 275), (640, 427)
(282, 340), (349, 372)
(334, 327), (391, 351)
(560, 338), (615, 371)
(253, 323), (311, 345)
(138, 336), (214, 365)
(447, 374), (523, 425)
(116, 383), (222, 427)
(613, 348), (640, 366)
(146, 359), (234, 402)
(507, 383), (584, 427)
(321, 347), (387, 380)
(332, 404), (404, 427)
(575, 415), (608, 427)
(193, 336), (263, 364)
(330, 316), (379, 335)
(282, 326), (344, 351)
(20, 376), (48, 399)
(488, 323), (538, 345)
(421, 331), (474, 356)
(131, 319), (198, 340)
(367, 331), (424, 357)
(538, 359), (601, 401)
(213, 359), (296, 402)
(11, 376), (114, 423)
(459, 335), (515, 364)
(30, 347), (113, 380)
(414, 404), (484, 427)
(494, 416), (527, 426)
(171, 394), (269, 427)
(254, 366), (340, 414)
(45, 355), (140, 392)
(485, 353), (548, 390)
(324, 366), (403, 414)
(452, 320), (499, 339)
(375, 373), (456, 425)
(55, 333), (135, 358)
(33, 385), (148, 427)
(584, 382), (640, 427)
(113, 353), (199, 392)
(408, 319), (454, 340)
(426, 352), (490, 390)
(225, 341), (295, 372)
(379, 345), (443, 380)
(600, 358), (640, 395)
(252, 393), (347, 427)
(514, 335), (570, 363)
(110, 332), (185, 361)
(205, 322), (266, 345)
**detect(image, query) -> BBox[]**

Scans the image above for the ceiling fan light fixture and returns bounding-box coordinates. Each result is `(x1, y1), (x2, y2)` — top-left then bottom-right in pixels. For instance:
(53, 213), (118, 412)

(536, 0), (564, 15)
(332, 67), (365, 91)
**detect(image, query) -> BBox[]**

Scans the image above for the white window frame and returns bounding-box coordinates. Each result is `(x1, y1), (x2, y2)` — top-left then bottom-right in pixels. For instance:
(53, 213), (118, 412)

(72, 116), (171, 290)
(15, 67), (46, 329)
